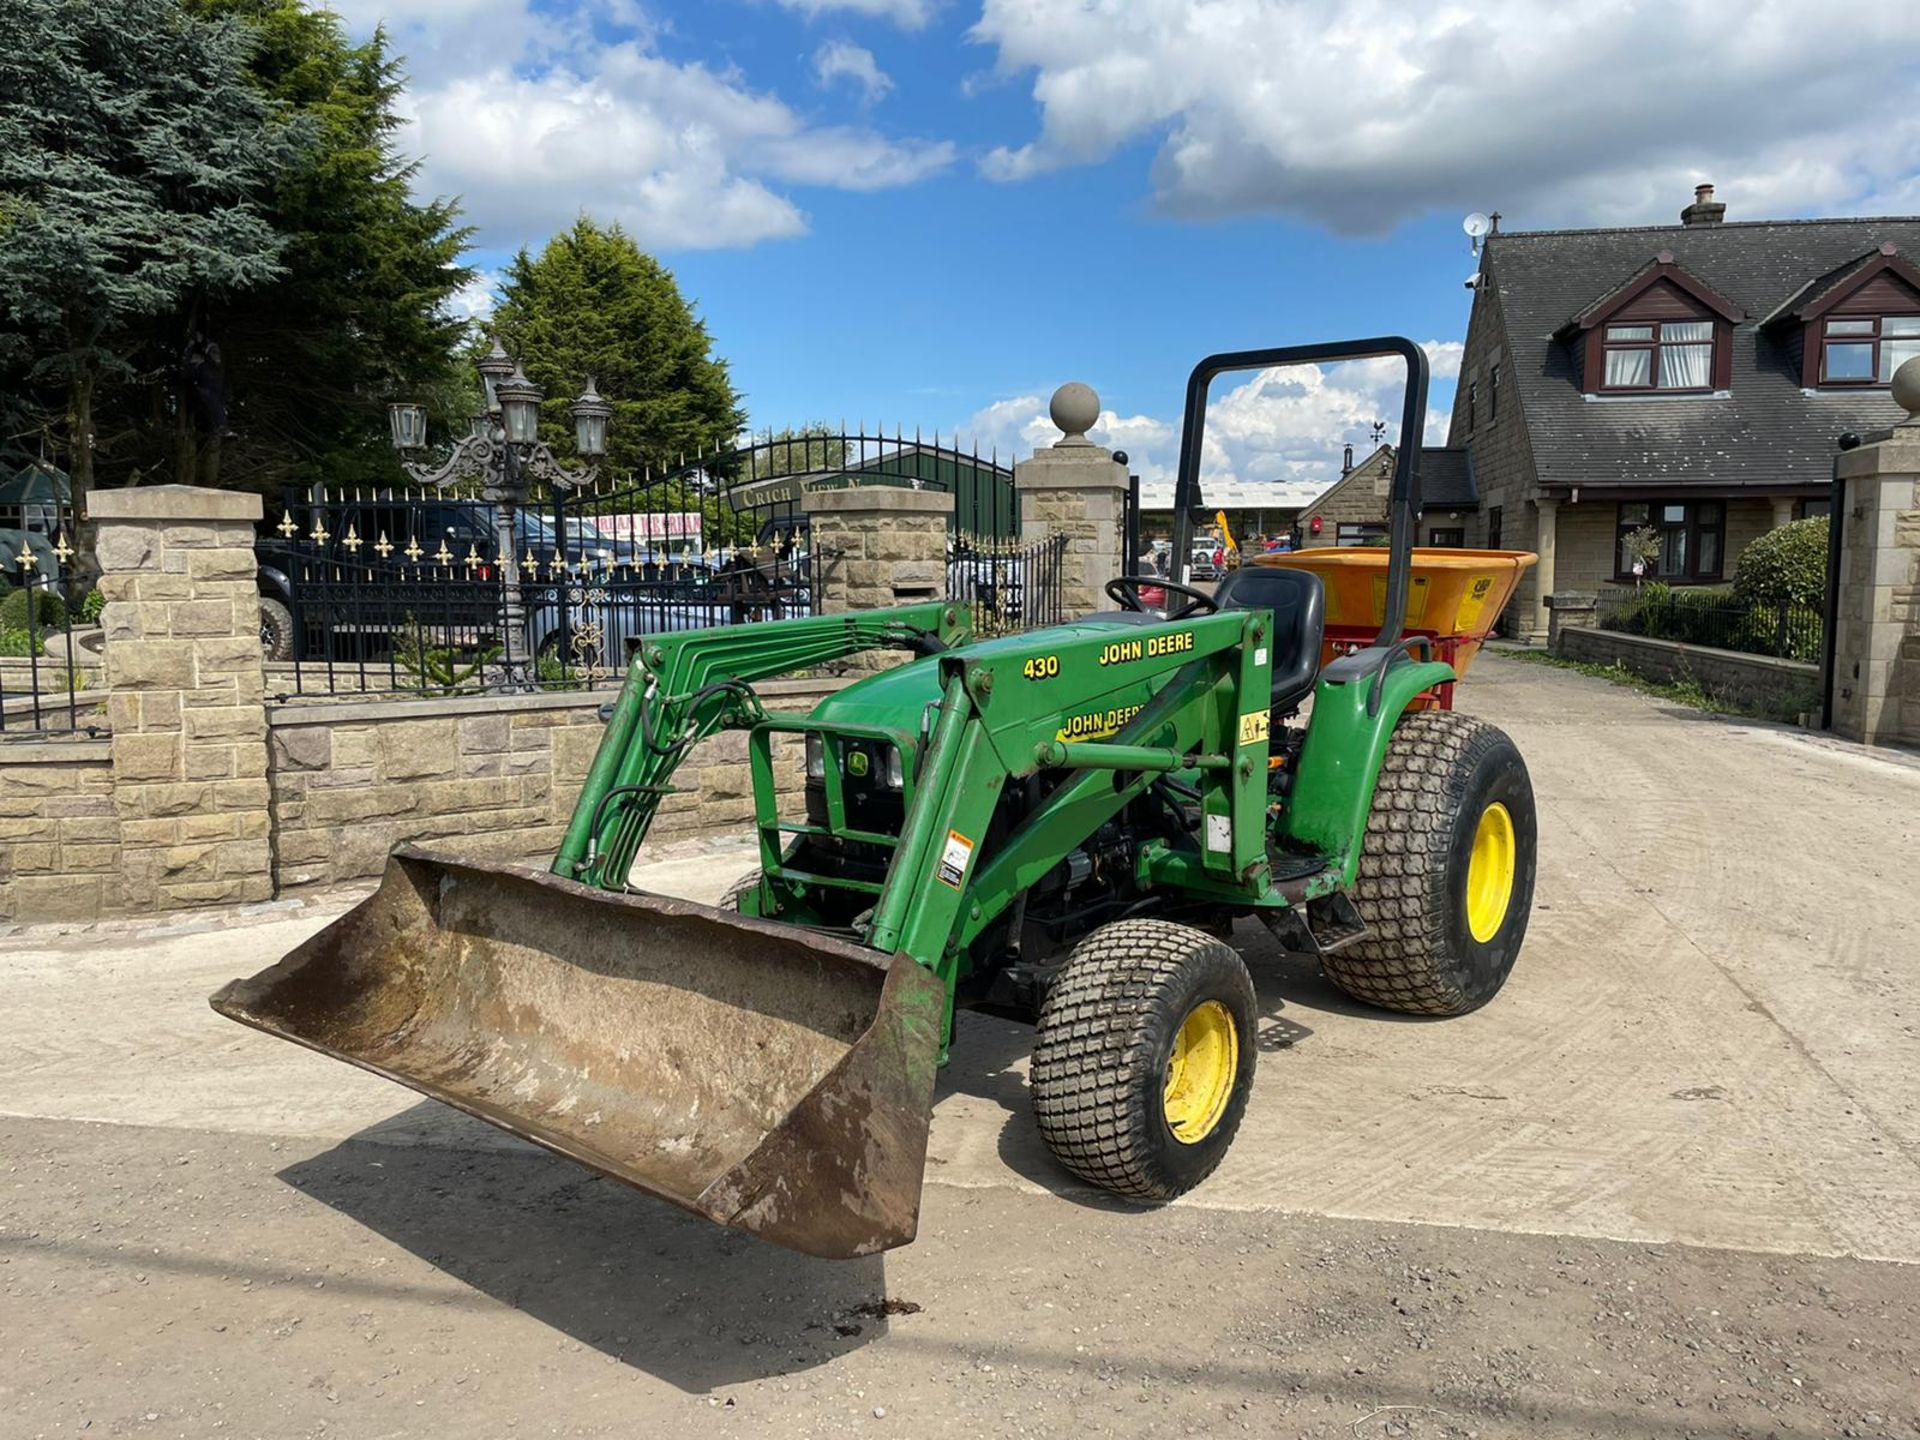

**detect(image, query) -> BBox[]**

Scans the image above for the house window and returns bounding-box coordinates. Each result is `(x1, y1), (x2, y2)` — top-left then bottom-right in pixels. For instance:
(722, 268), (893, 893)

(1429, 527), (1465, 547)
(1487, 505), (1502, 550)
(1797, 497), (1832, 521)
(1489, 364), (1500, 421)
(1466, 381), (1478, 434)
(1819, 315), (1920, 384)
(1601, 320), (1715, 391)
(1335, 521), (1389, 546)
(1616, 500), (1724, 582)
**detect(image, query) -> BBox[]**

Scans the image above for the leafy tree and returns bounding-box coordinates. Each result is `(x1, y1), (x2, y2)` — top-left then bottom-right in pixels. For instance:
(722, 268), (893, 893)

(170, 0), (474, 494)
(489, 219), (745, 483)
(0, 0), (296, 561)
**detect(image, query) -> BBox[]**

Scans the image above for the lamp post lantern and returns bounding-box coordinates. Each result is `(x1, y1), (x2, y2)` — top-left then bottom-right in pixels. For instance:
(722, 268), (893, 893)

(386, 343), (609, 678)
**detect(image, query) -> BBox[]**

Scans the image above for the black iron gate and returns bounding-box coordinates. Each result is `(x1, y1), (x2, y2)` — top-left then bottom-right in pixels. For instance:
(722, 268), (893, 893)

(268, 430), (1069, 697)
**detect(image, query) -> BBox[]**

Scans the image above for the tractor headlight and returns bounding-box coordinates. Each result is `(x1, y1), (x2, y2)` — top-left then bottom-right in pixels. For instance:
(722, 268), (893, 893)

(882, 744), (904, 790)
(805, 733), (825, 780)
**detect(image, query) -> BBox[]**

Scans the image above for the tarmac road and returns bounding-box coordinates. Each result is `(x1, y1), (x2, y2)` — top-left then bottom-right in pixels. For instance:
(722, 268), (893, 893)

(4, 652), (1919, 1438)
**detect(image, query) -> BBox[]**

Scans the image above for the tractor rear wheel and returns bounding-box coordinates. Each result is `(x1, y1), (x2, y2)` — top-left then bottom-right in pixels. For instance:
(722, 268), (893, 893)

(718, 869), (762, 915)
(1325, 710), (1535, 1016)
(1031, 919), (1256, 1202)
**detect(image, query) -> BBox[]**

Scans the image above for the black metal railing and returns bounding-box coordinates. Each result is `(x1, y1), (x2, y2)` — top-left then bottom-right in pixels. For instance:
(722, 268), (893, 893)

(949, 532), (1067, 637)
(0, 525), (99, 735)
(1596, 587), (1824, 663)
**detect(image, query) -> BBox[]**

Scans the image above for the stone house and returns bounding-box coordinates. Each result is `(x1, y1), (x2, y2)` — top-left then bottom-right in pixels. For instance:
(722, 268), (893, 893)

(1451, 187), (1918, 639)
(1297, 443), (1479, 548)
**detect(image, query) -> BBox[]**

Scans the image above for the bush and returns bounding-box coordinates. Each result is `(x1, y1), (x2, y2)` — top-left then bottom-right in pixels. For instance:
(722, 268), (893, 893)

(78, 588), (105, 625)
(0, 586), (67, 631)
(0, 626), (38, 657)
(1733, 516), (1828, 606)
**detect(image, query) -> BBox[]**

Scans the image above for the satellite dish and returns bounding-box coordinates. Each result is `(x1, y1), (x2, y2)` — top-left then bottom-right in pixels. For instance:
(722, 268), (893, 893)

(1463, 212), (1492, 239)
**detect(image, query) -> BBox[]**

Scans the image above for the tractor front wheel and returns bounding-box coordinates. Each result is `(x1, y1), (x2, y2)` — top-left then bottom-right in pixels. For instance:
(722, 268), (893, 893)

(1031, 919), (1256, 1202)
(1326, 710), (1536, 1016)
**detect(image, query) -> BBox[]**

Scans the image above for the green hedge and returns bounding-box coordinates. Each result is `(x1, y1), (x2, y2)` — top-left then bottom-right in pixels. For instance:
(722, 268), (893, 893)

(1732, 516), (1828, 606)
(1599, 582), (1823, 662)
(0, 587), (66, 631)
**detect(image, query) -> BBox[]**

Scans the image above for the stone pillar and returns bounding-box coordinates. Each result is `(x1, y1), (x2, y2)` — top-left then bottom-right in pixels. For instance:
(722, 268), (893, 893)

(802, 484), (950, 614)
(1015, 383), (1129, 620)
(1529, 497), (1560, 643)
(89, 485), (274, 910)
(1827, 360), (1920, 745)
(1544, 591), (1599, 655)
(1770, 495), (1797, 530)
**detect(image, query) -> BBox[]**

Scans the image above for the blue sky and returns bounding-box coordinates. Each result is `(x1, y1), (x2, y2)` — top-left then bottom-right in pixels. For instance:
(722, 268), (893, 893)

(330, 0), (1920, 500)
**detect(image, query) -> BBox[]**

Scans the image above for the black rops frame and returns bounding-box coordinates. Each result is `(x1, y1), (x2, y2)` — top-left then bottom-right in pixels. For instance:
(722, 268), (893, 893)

(1168, 337), (1430, 648)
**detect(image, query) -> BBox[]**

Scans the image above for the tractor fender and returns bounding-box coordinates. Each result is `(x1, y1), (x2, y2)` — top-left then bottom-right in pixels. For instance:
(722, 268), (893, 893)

(1277, 651), (1456, 889)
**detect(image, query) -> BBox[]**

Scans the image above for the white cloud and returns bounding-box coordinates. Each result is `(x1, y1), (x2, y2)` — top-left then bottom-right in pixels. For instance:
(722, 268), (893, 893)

(971, 0), (1920, 232)
(955, 342), (1460, 506)
(774, 0), (935, 28)
(814, 41), (893, 104)
(344, 2), (949, 251)
(444, 268), (502, 322)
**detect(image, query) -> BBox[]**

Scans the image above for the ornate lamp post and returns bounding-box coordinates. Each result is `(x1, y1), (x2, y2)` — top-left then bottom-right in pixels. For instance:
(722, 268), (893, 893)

(387, 344), (611, 669)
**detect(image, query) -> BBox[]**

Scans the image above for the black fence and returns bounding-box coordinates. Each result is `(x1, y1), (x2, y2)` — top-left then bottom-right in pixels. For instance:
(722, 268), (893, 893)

(1596, 587), (1823, 663)
(949, 533), (1068, 637)
(0, 525), (97, 735)
(267, 433), (1055, 699)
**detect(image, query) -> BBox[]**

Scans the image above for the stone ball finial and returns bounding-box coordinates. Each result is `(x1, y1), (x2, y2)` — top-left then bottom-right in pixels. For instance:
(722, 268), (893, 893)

(1892, 354), (1920, 424)
(1049, 382), (1100, 447)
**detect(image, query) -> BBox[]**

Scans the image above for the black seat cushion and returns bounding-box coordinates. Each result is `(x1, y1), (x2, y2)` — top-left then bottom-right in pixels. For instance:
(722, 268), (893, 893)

(1210, 566), (1326, 714)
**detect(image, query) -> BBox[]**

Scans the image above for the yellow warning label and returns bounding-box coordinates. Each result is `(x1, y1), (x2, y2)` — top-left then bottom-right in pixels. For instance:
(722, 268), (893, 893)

(1370, 574), (1432, 626)
(1453, 574), (1497, 634)
(1238, 709), (1271, 746)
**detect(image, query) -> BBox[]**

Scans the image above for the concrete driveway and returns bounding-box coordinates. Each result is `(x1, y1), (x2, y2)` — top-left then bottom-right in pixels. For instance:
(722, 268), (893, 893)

(5, 652), (1919, 1437)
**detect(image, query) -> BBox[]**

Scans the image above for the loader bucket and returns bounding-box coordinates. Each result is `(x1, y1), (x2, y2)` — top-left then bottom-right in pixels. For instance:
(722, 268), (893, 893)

(209, 847), (945, 1259)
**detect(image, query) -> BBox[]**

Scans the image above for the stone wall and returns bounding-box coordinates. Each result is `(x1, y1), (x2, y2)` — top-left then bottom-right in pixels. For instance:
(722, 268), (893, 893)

(805, 486), (949, 614)
(91, 487), (274, 911)
(1014, 400), (1127, 618)
(1300, 455), (1391, 546)
(267, 677), (845, 892)
(0, 740), (119, 923)
(1827, 403), (1920, 746)
(1555, 625), (1820, 718)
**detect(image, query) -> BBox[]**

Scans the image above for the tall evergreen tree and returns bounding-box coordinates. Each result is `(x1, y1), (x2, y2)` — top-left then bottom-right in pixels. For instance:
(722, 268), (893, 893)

(0, 0), (295, 555)
(172, 0), (474, 493)
(490, 219), (745, 482)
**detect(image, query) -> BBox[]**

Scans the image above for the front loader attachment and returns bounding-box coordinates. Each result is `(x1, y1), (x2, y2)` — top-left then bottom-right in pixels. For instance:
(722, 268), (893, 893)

(210, 848), (945, 1259)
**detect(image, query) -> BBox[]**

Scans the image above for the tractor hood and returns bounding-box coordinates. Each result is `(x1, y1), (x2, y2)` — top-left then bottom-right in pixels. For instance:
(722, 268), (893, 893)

(808, 614), (1157, 736)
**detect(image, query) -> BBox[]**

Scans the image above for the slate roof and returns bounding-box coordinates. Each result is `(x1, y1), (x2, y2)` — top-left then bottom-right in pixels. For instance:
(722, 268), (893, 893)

(1418, 447), (1478, 508)
(1483, 216), (1920, 493)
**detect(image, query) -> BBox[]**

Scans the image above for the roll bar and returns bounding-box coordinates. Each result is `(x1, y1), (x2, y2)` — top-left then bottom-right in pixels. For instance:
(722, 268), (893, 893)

(1168, 337), (1430, 647)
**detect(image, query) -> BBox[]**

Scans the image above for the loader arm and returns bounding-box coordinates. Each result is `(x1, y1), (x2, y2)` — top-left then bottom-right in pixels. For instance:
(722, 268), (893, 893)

(557, 601), (970, 891)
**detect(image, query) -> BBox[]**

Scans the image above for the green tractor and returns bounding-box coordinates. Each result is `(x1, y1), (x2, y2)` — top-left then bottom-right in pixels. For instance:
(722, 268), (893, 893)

(214, 338), (1538, 1258)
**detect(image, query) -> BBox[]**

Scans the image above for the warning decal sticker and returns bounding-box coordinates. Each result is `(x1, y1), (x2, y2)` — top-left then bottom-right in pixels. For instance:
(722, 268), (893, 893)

(936, 829), (975, 889)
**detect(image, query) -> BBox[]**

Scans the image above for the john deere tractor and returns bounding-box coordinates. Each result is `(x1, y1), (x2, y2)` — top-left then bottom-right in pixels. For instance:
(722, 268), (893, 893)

(214, 338), (1538, 1258)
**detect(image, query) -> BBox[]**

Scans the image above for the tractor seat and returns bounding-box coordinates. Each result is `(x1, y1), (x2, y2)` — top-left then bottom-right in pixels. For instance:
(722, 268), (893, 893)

(1210, 566), (1326, 715)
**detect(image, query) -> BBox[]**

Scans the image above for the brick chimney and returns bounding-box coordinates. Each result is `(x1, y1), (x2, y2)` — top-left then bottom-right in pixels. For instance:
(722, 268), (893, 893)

(1681, 182), (1726, 226)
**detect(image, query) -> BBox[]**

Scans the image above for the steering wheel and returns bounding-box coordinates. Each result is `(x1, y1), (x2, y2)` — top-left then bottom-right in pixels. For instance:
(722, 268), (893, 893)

(1105, 575), (1219, 620)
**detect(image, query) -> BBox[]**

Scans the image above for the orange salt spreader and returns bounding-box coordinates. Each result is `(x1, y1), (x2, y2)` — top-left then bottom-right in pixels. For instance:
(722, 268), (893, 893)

(1248, 546), (1535, 708)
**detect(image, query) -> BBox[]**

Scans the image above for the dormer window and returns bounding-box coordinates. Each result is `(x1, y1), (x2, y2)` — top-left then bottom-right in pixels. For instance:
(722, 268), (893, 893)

(1602, 320), (1714, 391)
(1559, 252), (1744, 398)
(1820, 314), (1920, 384)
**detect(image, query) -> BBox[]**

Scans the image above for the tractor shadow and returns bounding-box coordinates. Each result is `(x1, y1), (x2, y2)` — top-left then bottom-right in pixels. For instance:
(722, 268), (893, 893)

(279, 1103), (899, 1394)
(937, 919), (1399, 1210)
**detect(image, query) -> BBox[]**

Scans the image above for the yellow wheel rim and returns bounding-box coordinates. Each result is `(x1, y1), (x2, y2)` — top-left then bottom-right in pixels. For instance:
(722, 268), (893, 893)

(1162, 1000), (1239, 1145)
(1465, 801), (1517, 943)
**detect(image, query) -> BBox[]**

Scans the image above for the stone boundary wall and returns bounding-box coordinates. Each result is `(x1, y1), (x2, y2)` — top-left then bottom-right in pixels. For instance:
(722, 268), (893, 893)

(1555, 626), (1819, 717)
(0, 740), (120, 923)
(266, 676), (848, 893)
